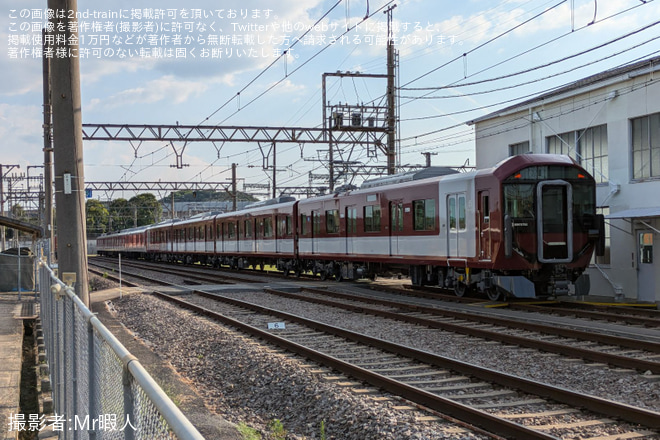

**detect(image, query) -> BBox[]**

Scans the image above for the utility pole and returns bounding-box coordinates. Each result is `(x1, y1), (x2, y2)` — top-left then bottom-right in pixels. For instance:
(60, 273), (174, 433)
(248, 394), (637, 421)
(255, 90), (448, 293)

(0, 164), (20, 251)
(49, 0), (89, 306)
(421, 152), (437, 168)
(272, 143), (277, 199)
(231, 163), (237, 212)
(385, 4), (397, 175)
(42, 29), (54, 263)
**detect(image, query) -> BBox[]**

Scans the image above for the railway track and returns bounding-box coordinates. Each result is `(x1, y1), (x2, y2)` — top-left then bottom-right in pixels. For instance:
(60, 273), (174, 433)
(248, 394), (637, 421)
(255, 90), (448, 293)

(152, 288), (660, 439)
(90, 258), (660, 374)
(93, 259), (660, 438)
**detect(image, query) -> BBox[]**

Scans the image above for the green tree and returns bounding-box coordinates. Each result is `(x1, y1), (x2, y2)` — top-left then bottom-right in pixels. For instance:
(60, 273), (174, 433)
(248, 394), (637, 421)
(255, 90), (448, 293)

(108, 198), (131, 231)
(86, 199), (109, 235)
(128, 193), (162, 227)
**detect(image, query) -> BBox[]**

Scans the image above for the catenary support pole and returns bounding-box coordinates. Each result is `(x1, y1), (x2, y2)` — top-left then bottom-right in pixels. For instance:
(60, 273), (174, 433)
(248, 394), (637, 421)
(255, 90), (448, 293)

(42, 28), (54, 264)
(49, 0), (89, 306)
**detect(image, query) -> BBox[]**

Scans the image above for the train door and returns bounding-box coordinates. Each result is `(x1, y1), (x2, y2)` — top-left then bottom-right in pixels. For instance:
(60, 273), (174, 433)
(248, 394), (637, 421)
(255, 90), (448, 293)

(345, 206), (357, 254)
(478, 191), (491, 260)
(311, 210), (320, 254)
(389, 201), (403, 255)
(206, 223), (213, 253)
(447, 195), (461, 257)
(536, 181), (573, 263)
(637, 230), (655, 302)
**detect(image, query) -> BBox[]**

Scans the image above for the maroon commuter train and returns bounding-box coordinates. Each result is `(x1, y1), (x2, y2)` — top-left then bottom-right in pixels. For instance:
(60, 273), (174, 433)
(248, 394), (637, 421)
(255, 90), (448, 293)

(97, 154), (604, 299)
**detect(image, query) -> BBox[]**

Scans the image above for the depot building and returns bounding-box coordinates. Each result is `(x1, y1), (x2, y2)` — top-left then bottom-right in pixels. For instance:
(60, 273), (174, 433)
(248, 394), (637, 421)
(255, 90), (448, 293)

(469, 56), (660, 303)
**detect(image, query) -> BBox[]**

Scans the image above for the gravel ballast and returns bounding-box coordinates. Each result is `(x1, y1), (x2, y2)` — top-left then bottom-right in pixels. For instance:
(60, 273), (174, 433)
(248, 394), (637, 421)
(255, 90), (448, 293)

(111, 293), (487, 440)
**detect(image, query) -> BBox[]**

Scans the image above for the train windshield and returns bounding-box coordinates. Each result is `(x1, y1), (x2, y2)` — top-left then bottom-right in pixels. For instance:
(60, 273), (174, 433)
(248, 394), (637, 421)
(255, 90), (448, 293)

(503, 165), (595, 227)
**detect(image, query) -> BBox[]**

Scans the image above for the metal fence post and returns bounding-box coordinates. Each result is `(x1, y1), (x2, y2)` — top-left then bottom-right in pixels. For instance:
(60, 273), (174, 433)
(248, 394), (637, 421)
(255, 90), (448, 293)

(70, 297), (78, 440)
(87, 316), (97, 440)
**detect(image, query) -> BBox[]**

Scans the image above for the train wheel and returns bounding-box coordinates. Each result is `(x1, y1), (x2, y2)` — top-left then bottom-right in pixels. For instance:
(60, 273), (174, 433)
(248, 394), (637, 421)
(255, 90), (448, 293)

(486, 286), (502, 301)
(319, 270), (328, 281)
(454, 282), (468, 297)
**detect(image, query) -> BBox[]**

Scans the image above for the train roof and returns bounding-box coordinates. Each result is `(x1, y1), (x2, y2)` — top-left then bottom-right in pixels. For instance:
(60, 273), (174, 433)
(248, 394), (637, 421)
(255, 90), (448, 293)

(360, 167), (459, 189)
(485, 154), (583, 179)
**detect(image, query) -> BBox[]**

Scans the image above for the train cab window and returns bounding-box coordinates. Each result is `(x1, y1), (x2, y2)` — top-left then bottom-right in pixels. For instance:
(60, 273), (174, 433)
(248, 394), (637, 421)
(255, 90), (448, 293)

(413, 199), (435, 231)
(364, 205), (381, 232)
(264, 217), (273, 238)
(326, 210), (340, 234)
(504, 184), (534, 218)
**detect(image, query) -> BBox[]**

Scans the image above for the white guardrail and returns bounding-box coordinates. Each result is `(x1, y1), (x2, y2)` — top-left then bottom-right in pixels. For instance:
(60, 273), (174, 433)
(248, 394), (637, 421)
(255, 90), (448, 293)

(38, 259), (205, 440)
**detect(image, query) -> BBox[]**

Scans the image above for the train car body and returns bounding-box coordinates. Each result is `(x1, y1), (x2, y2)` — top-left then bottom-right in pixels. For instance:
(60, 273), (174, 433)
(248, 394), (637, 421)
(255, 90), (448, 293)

(97, 226), (148, 258)
(96, 154), (603, 299)
(213, 198), (297, 270)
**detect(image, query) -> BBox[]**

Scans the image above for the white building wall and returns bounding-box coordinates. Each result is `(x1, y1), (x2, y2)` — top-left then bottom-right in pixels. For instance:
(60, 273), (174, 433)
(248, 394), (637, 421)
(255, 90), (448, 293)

(473, 66), (660, 303)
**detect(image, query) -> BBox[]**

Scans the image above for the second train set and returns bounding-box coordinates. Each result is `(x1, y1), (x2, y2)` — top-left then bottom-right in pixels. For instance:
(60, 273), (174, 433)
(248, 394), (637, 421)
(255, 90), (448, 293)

(97, 154), (605, 300)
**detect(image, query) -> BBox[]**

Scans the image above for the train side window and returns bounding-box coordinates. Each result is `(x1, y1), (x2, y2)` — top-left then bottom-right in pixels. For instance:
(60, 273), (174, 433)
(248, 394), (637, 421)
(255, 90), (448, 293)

(300, 214), (307, 235)
(264, 217), (273, 238)
(312, 211), (321, 235)
(391, 202), (403, 232)
(364, 205), (381, 232)
(217, 224), (222, 239)
(449, 197), (457, 230)
(413, 199), (435, 231)
(347, 207), (357, 234)
(244, 219), (252, 238)
(286, 215), (292, 235)
(483, 195), (490, 223)
(458, 196), (466, 230)
(228, 222), (236, 239)
(326, 209), (340, 234)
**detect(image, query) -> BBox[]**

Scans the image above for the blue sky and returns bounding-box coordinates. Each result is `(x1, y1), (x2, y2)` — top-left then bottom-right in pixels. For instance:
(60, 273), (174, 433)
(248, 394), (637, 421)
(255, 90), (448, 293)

(2, 0), (659, 201)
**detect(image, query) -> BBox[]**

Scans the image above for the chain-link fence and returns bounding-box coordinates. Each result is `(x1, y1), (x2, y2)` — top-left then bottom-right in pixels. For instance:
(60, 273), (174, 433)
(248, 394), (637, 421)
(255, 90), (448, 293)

(38, 259), (204, 440)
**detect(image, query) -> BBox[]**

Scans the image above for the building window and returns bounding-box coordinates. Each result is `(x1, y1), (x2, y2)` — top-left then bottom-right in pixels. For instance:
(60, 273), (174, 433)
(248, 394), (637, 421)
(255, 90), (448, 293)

(579, 125), (608, 183)
(547, 132), (577, 160)
(413, 199), (435, 231)
(546, 125), (608, 183)
(632, 113), (660, 180)
(509, 141), (530, 156)
(364, 205), (381, 232)
(325, 210), (340, 234)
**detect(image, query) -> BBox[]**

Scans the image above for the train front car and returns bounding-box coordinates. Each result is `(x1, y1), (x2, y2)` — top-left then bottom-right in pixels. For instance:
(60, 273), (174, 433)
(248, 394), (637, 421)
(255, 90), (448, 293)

(492, 154), (604, 298)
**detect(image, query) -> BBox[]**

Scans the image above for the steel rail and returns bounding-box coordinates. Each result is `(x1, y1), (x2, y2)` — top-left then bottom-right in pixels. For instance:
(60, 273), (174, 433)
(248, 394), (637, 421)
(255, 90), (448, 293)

(303, 286), (660, 353)
(262, 286), (660, 374)
(155, 288), (660, 432)
(151, 290), (560, 440)
(508, 303), (660, 327)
